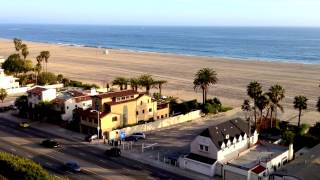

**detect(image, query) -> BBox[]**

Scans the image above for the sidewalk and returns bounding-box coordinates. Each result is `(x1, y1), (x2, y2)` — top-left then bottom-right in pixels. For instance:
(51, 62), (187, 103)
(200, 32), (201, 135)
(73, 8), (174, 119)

(0, 111), (215, 180)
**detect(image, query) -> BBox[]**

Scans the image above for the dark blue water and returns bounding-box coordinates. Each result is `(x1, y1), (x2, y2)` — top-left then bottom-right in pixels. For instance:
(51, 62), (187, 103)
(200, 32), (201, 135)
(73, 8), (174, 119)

(0, 24), (320, 64)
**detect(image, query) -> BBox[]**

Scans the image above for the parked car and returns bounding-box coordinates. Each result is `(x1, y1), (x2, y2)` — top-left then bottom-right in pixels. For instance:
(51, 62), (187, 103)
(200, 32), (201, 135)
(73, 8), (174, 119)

(64, 161), (81, 172)
(41, 139), (60, 148)
(19, 121), (29, 128)
(124, 136), (138, 142)
(105, 147), (121, 157)
(85, 134), (98, 142)
(137, 120), (146, 125)
(131, 132), (146, 139)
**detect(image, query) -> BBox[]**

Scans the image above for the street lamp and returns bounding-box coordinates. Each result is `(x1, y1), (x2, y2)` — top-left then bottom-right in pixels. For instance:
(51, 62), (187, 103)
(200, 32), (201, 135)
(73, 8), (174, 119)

(90, 109), (100, 143)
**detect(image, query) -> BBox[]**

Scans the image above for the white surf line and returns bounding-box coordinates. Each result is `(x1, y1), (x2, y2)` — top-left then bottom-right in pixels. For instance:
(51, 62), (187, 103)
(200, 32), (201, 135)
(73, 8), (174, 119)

(10, 147), (16, 152)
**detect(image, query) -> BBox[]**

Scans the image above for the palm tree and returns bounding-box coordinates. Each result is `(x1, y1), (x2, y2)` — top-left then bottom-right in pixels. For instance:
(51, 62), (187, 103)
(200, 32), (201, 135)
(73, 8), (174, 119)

(40, 51), (50, 72)
(138, 74), (155, 95)
(129, 78), (139, 91)
(241, 99), (251, 121)
(267, 84), (285, 128)
(155, 80), (167, 97)
(112, 77), (128, 90)
(247, 81), (263, 126)
(193, 68), (218, 104)
(21, 44), (29, 60)
(256, 94), (269, 119)
(293, 96), (308, 127)
(13, 38), (22, 52)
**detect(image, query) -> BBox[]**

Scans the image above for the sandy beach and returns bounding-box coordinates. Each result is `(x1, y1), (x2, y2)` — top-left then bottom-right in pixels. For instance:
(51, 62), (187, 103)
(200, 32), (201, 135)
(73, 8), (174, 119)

(0, 38), (319, 124)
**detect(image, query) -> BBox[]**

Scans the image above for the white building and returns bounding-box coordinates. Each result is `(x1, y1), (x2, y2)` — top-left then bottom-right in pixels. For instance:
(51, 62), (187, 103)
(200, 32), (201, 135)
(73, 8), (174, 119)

(0, 69), (20, 90)
(27, 87), (57, 108)
(179, 118), (293, 180)
(52, 90), (94, 121)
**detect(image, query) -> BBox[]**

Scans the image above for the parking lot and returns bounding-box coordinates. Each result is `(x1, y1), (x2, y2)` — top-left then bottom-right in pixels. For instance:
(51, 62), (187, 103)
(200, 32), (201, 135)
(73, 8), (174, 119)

(124, 110), (241, 163)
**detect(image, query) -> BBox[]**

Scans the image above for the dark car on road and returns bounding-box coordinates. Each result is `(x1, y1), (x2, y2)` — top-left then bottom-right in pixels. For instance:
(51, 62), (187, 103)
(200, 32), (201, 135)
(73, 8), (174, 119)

(41, 139), (60, 148)
(64, 161), (81, 172)
(105, 147), (121, 157)
(124, 136), (138, 142)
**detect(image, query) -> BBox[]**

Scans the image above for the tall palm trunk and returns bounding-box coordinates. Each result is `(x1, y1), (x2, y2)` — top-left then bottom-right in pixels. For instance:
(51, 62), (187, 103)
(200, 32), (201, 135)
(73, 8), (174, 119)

(202, 88), (205, 104)
(159, 84), (162, 97)
(270, 108), (273, 128)
(253, 104), (257, 127)
(298, 108), (302, 127)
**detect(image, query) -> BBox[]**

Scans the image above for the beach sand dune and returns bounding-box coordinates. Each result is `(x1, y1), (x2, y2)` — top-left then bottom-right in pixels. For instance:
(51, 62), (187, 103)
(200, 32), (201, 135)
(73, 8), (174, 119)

(0, 39), (319, 124)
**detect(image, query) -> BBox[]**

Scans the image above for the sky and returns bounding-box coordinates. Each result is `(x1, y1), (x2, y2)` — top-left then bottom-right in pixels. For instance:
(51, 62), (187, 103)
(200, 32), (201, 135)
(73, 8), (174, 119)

(0, 0), (319, 26)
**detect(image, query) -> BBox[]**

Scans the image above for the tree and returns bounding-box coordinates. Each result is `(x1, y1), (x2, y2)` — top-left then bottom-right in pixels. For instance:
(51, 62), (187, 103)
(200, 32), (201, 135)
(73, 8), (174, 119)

(57, 74), (64, 83)
(40, 51), (50, 72)
(255, 94), (269, 119)
(241, 99), (251, 121)
(247, 81), (263, 126)
(13, 38), (22, 52)
(138, 74), (156, 95)
(193, 68), (218, 104)
(37, 72), (57, 85)
(112, 77), (128, 90)
(267, 84), (285, 128)
(0, 89), (7, 103)
(293, 96), (308, 127)
(129, 78), (139, 91)
(20, 44), (29, 60)
(154, 80), (167, 97)
(2, 54), (24, 76)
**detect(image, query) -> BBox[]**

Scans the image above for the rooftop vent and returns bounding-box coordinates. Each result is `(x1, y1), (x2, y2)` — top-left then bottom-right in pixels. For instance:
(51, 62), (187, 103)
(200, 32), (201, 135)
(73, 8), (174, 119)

(225, 134), (229, 139)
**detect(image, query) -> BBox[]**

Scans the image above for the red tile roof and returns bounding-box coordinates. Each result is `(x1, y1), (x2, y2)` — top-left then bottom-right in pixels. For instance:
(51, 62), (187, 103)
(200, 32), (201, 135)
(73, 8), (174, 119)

(95, 90), (138, 99)
(27, 87), (47, 95)
(51, 98), (65, 105)
(251, 165), (266, 174)
(76, 108), (109, 118)
(74, 96), (92, 103)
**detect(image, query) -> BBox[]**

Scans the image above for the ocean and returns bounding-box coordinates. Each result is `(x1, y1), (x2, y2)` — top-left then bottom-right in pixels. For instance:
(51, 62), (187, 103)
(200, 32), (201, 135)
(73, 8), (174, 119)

(0, 24), (319, 64)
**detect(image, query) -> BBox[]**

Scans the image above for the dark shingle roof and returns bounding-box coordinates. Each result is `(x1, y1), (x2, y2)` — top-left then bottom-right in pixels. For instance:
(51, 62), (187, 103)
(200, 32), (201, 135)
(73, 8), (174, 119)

(186, 153), (216, 165)
(27, 87), (47, 95)
(200, 118), (250, 149)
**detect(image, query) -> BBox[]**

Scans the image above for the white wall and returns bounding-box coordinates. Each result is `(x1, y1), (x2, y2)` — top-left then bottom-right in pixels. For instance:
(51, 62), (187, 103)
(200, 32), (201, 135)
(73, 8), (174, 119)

(190, 136), (218, 159)
(61, 98), (92, 121)
(42, 89), (56, 102)
(108, 110), (201, 139)
(179, 157), (216, 177)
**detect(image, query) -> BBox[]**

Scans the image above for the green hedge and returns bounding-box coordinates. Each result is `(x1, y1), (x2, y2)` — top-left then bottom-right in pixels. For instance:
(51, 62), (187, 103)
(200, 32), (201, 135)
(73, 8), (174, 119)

(0, 152), (57, 180)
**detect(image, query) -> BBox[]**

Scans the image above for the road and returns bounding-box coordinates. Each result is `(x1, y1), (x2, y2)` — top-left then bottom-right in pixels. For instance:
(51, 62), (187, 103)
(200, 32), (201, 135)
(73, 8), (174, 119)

(0, 117), (189, 180)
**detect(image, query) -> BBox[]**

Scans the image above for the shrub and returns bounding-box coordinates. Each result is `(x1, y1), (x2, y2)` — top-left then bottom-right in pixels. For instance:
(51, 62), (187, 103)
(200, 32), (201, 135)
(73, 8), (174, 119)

(0, 152), (56, 180)
(37, 72), (57, 85)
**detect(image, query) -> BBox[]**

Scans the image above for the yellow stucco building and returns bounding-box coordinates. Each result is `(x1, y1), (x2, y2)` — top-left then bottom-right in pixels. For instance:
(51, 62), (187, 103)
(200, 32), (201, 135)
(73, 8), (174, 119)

(78, 90), (169, 137)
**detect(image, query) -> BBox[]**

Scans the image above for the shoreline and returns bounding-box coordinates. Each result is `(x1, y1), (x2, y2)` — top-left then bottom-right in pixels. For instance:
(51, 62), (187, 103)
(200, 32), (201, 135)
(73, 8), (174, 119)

(0, 37), (317, 65)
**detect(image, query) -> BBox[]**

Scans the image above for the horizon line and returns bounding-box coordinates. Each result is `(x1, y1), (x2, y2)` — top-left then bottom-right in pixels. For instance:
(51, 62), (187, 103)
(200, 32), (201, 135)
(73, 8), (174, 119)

(0, 23), (320, 28)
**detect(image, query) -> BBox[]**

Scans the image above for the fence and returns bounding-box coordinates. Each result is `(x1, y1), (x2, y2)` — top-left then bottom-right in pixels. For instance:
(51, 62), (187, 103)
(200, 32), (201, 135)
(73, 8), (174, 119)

(108, 110), (201, 139)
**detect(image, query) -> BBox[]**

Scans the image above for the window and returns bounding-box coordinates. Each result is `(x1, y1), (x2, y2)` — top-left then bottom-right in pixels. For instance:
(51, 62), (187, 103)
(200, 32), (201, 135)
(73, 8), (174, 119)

(112, 117), (118, 121)
(122, 97), (125, 100)
(66, 106), (69, 110)
(131, 95), (134, 98)
(142, 110), (145, 114)
(199, 144), (209, 152)
(149, 108), (152, 112)
(94, 118), (98, 124)
(161, 115), (164, 118)
(136, 111), (139, 115)
(75, 105), (78, 108)
(165, 114), (168, 118)
(157, 116), (159, 119)
(148, 99), (150, 103)
(140, 101), (143, 105)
